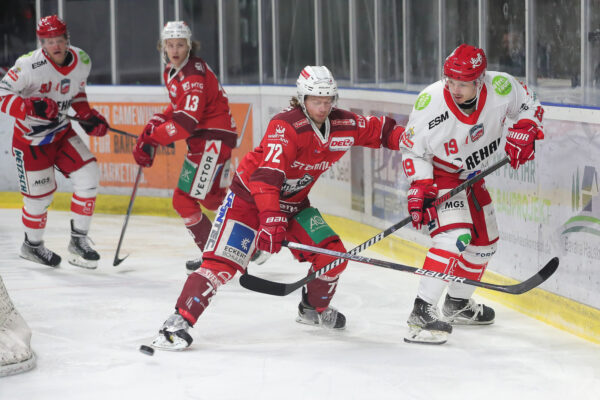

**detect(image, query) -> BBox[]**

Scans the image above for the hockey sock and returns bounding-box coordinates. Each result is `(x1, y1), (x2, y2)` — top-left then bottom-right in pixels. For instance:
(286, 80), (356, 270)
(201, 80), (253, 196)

(175, 264), (235, 325)
(70, 194), (96, 233)
(305, 275), (339, 311)
(22, 208), (47, 243)
(184, 212), (213, 251)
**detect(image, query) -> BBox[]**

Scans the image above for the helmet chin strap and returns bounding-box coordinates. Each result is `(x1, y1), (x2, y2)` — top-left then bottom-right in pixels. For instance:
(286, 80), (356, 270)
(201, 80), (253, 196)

(458, 96), (477, 110)
(452, 79), (484, 112)
(299, 98), (331, 142)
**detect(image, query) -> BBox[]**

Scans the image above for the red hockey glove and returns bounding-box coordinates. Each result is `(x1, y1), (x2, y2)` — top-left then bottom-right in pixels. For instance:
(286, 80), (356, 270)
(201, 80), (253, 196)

(132, 131), (158, 168)
(505, 120), (544, 170)
(407, 179), (438, 230)
(256, 211), (288, 254)
(24, 97), (58, 120)
(76, 108), (108, 137)
(142, 113), (167, 136)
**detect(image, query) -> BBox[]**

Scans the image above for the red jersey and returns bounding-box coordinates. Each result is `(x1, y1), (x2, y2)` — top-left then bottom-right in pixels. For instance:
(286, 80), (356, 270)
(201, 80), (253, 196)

(230, 106), (402, 214)
(159, 56), (237, 147)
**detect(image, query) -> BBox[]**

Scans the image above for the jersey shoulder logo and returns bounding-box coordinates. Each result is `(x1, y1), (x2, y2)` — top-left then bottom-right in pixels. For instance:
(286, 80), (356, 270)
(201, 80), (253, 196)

(293, 118), (309, 129)
(18, 51), (34, 60)
(414, 93), (432, 110)
(492, 76), (512, 96)
(78, 50), (90, 65)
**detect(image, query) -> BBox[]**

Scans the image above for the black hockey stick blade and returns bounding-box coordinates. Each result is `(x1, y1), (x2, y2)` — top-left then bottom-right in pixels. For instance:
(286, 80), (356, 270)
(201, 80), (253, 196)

(240, 272), (292, 296)
(490, 256), (559, 295)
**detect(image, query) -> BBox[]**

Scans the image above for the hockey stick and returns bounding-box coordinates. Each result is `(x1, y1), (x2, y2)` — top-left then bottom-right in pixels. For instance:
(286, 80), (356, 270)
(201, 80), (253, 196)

(113, 163), (145, 266)
(66, 115), (175, 148)
(280, 241), (559, 295)
(236, 104), (252, 148)
(239, 156), (510, 296)
(66, 114), (137, 138)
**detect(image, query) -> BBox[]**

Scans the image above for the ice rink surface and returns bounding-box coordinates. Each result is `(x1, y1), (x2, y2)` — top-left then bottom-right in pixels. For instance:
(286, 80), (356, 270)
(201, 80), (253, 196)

(0, 209), (598, 400)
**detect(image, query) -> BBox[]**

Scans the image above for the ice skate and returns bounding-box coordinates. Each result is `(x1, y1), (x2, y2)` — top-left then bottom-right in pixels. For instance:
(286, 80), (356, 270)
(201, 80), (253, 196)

(68, 221), (99, 269)
(404, 297), (452, 345)
(442, 294), (495, 325)
(20, 234), (61, 267)
(250, 249), (271, 265)
(151, 312), (193, 351)
(0, 276), (37, 377)
(296, 300), (346, 330)
(185, 257), (202, 275)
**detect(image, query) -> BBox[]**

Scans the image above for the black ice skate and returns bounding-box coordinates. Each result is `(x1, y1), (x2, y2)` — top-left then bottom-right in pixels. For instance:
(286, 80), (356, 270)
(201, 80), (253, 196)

(296, 299), (346, 330)
(442, 294), (495, 325)
(404, 297), (453, 345)
(68, 221), (99, 269)
(185, 257), (202, 275)
(151, 312), (193, 351)
(20, 234), (61, 267)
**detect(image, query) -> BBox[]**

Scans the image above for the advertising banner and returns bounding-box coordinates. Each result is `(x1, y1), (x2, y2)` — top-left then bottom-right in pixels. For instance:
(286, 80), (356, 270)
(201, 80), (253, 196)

(87, 102), (253, 191)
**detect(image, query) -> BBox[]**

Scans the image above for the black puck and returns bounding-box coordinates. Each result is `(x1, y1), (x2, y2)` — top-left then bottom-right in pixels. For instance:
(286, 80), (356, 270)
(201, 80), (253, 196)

(139, 345), (154, 356)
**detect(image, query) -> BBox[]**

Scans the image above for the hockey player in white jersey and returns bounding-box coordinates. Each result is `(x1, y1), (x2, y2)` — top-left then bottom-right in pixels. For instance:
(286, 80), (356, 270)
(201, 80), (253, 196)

(399, 44), (544, 344)
(0, 15), (108, 269)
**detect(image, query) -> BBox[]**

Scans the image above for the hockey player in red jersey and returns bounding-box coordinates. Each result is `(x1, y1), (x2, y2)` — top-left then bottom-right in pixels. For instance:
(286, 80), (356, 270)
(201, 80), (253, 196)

(150, 65), (404, 350)
(0, 15), (108, 269)
(132, 21), (238, 273)
(400, 44), (545, 344)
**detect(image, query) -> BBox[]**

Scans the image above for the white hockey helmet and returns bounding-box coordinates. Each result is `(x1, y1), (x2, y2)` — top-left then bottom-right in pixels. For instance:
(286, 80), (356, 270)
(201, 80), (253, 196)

(161, 21), (192, 47)
(296, 66), (338, 110)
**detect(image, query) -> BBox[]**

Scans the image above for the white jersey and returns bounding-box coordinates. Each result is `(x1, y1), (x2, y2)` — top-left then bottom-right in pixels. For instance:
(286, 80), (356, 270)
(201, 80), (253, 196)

(0, 46), (91, 146)
(399, 71), (544, 182)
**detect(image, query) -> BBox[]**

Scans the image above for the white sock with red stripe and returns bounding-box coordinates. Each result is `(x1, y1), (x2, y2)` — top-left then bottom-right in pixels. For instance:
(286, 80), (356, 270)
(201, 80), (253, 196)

(416, 248), (461, 305)
(70, 194), (96, 233)
(22, 208), (47, 243)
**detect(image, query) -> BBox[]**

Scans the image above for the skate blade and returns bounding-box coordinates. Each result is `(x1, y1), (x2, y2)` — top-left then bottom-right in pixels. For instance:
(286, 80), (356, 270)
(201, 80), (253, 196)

(67, 254), (98, 269)
(443, 313), (495, 326)
(295, 316), (320, 327)
(295, 316), (346, 330)
(151, 334), (190, 351)
(19, 254), (60, 268)
(404, 325), (448, 345)
(446, 316), (495, 326)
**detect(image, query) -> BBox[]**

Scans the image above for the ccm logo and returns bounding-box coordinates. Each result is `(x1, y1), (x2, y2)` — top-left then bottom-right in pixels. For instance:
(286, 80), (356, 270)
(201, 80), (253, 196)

(266, 216), (287, 223)
(329, 137), (354, 151)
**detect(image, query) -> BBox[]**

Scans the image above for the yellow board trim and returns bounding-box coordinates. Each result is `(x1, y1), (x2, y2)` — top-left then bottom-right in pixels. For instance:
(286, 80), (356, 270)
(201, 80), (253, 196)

(1, 191), (598, 344)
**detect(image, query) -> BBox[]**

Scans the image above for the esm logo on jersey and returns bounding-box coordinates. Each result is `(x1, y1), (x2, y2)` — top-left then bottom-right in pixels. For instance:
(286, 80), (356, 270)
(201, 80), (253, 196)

(428, 111), (449, 129)
(329, 136), (354, 151)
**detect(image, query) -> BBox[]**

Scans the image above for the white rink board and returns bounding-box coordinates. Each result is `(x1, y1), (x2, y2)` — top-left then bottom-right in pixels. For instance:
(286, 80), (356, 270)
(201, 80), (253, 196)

(0, 84), (598, 309)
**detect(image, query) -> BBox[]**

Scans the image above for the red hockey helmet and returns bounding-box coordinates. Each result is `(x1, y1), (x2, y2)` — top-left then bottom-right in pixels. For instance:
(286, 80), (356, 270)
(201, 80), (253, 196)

(36, 15), (68, 39)
(443, 44), (487, 82)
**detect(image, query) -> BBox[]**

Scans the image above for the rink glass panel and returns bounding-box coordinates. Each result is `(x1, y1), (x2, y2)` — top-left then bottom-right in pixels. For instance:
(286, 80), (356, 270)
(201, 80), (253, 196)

(0, 1), (598, 105)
